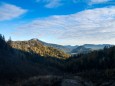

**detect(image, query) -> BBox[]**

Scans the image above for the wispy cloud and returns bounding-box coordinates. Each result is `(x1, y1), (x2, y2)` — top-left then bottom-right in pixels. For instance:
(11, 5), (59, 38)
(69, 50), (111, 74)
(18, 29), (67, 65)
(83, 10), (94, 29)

(35, 0), (83, 8)
(35, 0), (112, 8)
(0, 3), (27, 21)
(15, 6), (115, 45)
(89, 0), (111, 5)
(45, 0), (62, 8)
(35, 0), (62, 8)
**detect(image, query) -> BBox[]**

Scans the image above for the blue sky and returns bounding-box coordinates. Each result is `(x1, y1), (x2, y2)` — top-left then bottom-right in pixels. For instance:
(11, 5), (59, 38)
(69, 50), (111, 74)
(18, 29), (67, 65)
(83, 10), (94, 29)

(0, 0), (115, 45)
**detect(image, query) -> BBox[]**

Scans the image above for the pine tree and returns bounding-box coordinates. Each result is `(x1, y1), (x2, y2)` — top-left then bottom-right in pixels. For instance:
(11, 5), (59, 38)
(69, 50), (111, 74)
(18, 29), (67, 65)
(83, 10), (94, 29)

(7, 37), (12, 46)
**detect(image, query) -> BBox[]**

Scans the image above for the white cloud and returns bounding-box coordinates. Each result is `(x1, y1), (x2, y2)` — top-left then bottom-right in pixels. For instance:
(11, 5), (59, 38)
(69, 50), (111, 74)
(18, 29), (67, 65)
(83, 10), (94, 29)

(0, 3), (27, 21)
(35, 0), (62, 8)
(45, 0), (62, 8)
(35, 0), (82, 8)
(89, 0), (110, 5)
(15, 6), (115, 45)
(35, 0), (112, 8)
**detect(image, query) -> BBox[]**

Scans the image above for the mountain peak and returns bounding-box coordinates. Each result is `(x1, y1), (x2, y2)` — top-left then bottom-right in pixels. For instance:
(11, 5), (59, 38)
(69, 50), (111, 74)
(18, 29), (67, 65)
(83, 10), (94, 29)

(30, 38), (39, 41)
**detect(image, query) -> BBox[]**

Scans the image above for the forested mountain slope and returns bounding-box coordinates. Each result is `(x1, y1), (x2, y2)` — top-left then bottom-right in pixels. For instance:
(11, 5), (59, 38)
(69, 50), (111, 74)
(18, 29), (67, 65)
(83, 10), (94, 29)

(11, 39), (70, 59)
(0, 35), (64, 85)
(0, 34), (115, 86)
(29, 39), (112, 54)
(66, 46), (115, 72)
(30, 38), (78, 53)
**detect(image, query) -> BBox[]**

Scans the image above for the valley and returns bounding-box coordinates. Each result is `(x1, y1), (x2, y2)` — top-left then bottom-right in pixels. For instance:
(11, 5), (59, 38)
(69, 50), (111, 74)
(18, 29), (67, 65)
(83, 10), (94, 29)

(0, 34), (115, 86)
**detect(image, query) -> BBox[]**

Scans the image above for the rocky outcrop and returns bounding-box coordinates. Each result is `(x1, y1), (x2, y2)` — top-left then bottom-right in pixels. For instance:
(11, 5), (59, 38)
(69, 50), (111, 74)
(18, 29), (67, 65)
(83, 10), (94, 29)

(16, 75), (93, 86)
(61, 76), (93, 86)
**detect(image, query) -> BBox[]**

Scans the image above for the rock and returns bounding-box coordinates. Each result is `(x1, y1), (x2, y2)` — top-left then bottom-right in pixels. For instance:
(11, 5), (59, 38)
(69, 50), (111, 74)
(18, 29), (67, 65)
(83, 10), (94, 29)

(61, 79), (83, 86)
(61, 75), (94, 86)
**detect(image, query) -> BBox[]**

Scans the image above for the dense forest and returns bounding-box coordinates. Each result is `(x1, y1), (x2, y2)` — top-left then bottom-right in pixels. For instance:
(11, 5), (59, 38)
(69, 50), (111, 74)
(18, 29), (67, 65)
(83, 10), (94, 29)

(0, 34), (65, 85)
(66, 46), (115, 72)
(0, 34), (115, 86)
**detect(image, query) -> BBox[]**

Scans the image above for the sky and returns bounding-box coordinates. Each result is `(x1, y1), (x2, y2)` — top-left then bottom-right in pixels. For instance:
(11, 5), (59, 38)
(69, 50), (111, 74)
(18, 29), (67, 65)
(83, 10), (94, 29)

(0, 0), (115, 45)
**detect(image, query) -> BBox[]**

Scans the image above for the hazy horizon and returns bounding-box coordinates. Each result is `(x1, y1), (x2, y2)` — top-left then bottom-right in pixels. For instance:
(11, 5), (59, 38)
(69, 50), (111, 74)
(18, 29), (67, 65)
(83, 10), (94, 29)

(5, 37), (114, 46)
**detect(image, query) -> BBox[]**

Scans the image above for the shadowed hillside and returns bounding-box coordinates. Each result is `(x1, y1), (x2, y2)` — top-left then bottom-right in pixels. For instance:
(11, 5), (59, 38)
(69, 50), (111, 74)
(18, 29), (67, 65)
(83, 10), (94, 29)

(0, 34), (115, 86)
(0, 34), (65, 85)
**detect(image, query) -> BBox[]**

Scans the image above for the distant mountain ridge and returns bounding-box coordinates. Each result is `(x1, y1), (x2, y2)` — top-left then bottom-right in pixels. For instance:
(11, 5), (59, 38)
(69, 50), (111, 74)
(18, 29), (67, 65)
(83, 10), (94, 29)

(30, 38), (78, 53)
(83, 44), (112, 50)
(71, 46), (92, 54)
(30, 38), (112, 54)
